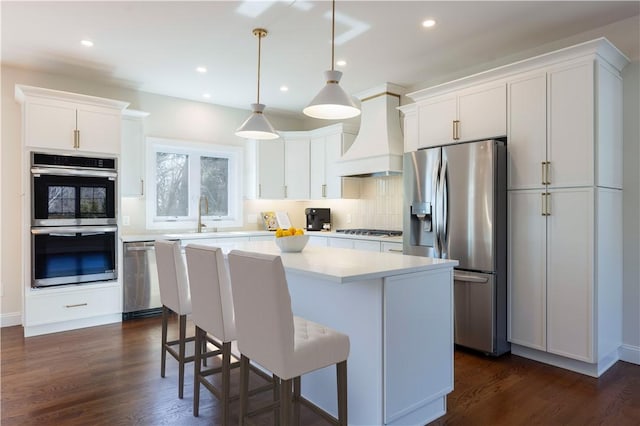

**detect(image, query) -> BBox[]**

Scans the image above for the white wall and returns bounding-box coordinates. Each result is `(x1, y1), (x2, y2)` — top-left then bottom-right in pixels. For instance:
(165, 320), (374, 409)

(622, 61), (640, 362)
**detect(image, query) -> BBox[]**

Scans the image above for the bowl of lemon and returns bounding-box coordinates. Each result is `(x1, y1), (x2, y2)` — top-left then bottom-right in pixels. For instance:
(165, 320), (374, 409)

(274, 227), (309, 253)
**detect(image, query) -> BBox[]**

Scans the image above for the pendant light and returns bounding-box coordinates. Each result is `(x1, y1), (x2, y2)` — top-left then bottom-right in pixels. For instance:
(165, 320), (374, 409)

(236, 28), (279, 140)
(303, 0), (360, 120)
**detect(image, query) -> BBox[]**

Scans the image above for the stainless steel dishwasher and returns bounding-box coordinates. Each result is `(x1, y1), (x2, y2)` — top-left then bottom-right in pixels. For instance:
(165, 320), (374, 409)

(123, 241), (164, 319)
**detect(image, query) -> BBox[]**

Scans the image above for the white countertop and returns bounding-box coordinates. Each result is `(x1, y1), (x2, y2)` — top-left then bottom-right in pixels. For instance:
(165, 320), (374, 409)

(188, 240), (457, 284)
(120, 230), (403, 244)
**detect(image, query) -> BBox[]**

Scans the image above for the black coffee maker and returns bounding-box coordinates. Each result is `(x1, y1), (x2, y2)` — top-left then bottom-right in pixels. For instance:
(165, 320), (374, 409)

(305, 208), (331, 231)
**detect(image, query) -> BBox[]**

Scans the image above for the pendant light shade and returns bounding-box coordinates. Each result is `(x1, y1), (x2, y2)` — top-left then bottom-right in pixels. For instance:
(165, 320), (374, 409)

(236, 28), (279, 140)
(304, 0), (360, 120)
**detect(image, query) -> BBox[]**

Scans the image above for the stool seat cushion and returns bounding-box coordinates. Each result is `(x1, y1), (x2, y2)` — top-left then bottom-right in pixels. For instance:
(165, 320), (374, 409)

(287, 316), (350, 380)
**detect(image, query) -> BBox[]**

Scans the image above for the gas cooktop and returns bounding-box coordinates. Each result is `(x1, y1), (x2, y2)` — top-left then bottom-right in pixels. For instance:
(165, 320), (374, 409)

(336, 229), (402, 237)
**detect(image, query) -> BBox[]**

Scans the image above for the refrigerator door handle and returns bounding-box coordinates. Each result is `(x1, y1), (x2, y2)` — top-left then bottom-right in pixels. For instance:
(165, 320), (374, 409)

(454, 272), (489, 283)
(433, 155), (442, 257)
(440, 159), (449, 257)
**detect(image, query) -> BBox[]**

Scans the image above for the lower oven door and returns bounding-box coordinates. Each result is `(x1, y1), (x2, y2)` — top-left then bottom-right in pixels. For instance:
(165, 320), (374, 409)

(31, 226), (117, 287)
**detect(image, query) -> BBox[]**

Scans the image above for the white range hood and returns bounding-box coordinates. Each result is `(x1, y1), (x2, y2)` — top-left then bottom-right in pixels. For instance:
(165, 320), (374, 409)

(337, 83), (406, 177)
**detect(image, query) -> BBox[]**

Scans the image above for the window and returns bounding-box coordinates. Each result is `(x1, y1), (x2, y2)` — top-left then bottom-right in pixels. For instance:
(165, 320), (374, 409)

(146, 137), (243, 229)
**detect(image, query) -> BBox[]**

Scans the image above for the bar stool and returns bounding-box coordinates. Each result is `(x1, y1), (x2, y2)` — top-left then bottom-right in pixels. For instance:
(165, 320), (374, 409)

(228, 250), (350, 426)
(155, 240), (194, 399)
(185, 244), (278, 425)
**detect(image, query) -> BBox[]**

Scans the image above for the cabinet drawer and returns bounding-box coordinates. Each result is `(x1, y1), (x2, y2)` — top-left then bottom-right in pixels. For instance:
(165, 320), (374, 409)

(381, 242), (403, 254)
(26, 284), (120, 326)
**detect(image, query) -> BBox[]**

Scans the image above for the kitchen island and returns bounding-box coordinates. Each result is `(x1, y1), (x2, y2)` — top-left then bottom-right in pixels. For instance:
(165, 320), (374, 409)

(195, 240), (458, 426)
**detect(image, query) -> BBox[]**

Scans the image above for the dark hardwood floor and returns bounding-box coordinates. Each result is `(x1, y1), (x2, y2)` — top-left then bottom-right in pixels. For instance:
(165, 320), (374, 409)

(1, 316), (639, 425)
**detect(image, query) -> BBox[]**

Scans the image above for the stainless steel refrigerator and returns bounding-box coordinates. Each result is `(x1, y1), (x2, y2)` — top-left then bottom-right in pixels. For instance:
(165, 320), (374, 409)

(403, 139), (509, 356)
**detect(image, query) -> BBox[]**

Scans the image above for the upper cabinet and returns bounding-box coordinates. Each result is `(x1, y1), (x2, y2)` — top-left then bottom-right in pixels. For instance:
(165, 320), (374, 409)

(256, 133), (310, 200)
(309, 124), (359, 199)
(253, 123), (359, 200)
(15, 85), (129, 154)
(414, 81), (506, 148)
(121, 109), (150, 197)
(507, 59), (624, 190)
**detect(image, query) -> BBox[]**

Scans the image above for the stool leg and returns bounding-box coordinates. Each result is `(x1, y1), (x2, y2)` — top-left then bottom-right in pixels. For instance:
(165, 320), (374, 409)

(280, 378), (292, 426)
(337, 361), (348, 426)
(178, 313), (187, 399)
(193, 327), (202, 416)
(273, 374), (280, 426)
(293, 376), (301, 425)
(221, 341), (231, 426)
(160, 306), (168, 378)
(239, 355), (250, 426)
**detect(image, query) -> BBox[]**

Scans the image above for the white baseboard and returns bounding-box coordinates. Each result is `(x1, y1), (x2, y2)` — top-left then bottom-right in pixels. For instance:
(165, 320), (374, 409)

(23, 313), (121, 337)
(1, 311), (22, 327)
(619, 344), (640, 365)
(511, 344), (619, 377)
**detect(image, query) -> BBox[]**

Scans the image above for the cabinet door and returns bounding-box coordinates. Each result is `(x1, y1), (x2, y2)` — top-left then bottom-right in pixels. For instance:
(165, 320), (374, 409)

(353, 240), (381, 252)
(546, 188), (594, 362)
(381, 242), (403, 254)
(307, 235), (328, 247)
(418, 95), (456, 148)
(403, 111), (419, 153)
(284, 137), (310, 199)
(548, 62), (594, 188)
(328, 238), (354, 249)
(309, 136), (326, 199)
(457, 82), (506, 142)
(76, 107), (122, 154)
(121, 116), (145, 196)
(24, 101), (76, 150)
(507, 190), (547, 350)
(257, 139), (285, 199)
(325, 132), (359, 199)
(507, 73), (547, 190)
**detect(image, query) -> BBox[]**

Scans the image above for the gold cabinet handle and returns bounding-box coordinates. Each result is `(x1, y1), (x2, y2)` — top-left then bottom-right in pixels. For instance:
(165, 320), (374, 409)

(452, 120), (461, 140)
(73, 129), (80, 148)
(258, 184), (262, 198)
(545, 161), (551, 185)
(541, 192), (546, 216)
(546, 192), (551, 216)
(541, 162), (546, 185)
(140, 179), (144, 196)
(65, 303), (88, 308)
(322, 184), (326, 198)
(284, 185), (288, 198)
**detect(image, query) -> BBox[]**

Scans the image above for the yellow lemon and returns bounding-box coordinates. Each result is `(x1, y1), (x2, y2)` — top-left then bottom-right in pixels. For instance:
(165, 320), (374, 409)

(295, 230), (304, 236)
(275, 229), (283, 238)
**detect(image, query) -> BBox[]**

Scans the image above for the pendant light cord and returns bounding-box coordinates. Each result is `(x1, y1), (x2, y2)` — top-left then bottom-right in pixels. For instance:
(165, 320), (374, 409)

(331, 0), (335, 72)
(257, 31), (262, 104)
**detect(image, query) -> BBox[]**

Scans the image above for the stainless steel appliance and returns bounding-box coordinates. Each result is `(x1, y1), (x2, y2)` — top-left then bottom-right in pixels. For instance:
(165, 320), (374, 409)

(403, 139), (509, 356)
(305, 208), (331, 231)
(123, 241), (163, 319)
(30, 152), (118, 288)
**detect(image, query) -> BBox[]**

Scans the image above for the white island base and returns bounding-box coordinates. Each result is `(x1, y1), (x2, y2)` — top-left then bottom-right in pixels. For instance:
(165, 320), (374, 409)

(208, 241), (457, 425)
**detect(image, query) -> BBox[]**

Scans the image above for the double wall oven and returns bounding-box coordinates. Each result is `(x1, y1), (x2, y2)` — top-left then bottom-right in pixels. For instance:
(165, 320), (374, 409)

(31, 152), (118, 287)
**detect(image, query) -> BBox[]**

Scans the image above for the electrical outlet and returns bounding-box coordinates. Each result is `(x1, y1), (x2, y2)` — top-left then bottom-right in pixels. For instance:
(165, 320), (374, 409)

(247, 213), (257, 224)
(122, 215), (131, 226)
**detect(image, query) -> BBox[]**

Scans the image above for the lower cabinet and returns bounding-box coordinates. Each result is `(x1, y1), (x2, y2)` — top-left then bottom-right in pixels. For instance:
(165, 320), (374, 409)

(24, 283), (121, 337)
(508, 187), (622, 372)
(328, 237), (381, 252)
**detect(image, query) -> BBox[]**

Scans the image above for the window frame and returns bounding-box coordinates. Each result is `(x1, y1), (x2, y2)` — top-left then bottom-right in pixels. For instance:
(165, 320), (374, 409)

(145, 137), (243, 230)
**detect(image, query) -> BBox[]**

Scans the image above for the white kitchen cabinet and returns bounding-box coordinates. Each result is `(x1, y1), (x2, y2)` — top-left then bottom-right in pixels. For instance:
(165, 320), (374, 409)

(328, 237), (381, 252)
(309, 124), (359, 199)
(381, 241), (403, 254)
(403, 109), (419, 153)
(416, 81), (506, 148)
(508, 187), (622, 371)
(283, 134), (310, 199)
(120, 109), (149, 197)
(307, 234), (328, 247)
(257, 134), (310, 200)
(181, 236), (250, 247)
(256, 138), (285, 199)
(15, 85), (128, 154)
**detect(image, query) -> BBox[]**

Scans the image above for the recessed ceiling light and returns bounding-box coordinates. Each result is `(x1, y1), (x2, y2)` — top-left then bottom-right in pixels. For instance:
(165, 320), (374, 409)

(202, 93), (211, 99)
(336, 60), (347, 67)
(196, 66), (207, 73)
(422, 19), (436, 28)
(280, 86), (289, 92)
(80, 40), (94, 47)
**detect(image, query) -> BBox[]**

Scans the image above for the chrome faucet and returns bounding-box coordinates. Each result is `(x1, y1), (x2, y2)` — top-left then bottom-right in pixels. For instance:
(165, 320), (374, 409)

(197, 195), (208, 233)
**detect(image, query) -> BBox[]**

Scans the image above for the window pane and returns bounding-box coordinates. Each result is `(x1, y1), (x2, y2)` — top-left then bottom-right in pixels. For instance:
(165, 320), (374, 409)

(156, 152), (189, 217)
(200, 156), (228, 216)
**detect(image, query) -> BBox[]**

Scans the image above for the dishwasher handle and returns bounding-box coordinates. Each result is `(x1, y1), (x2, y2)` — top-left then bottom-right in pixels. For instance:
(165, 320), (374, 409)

(125, 243), (157, 252)
(454, 272), (489, 283)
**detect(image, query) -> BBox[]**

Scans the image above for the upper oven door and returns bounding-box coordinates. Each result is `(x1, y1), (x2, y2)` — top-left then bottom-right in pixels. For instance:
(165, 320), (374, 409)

(32, 167), (116, 226)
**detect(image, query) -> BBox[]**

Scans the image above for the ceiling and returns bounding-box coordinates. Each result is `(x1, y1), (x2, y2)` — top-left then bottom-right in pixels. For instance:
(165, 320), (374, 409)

(2, 1), (639, 117)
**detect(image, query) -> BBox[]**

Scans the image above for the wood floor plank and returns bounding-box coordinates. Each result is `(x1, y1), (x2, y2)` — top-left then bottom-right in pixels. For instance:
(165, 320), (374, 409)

(2, 317), (639, 425)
